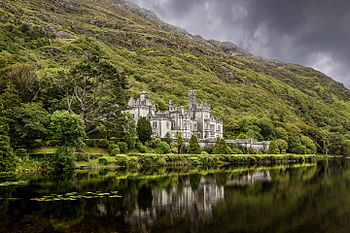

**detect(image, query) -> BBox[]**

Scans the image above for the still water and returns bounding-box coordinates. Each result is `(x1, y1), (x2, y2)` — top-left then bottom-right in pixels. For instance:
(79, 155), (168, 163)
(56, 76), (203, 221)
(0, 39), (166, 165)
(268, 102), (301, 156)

(1, 159), (350, 233)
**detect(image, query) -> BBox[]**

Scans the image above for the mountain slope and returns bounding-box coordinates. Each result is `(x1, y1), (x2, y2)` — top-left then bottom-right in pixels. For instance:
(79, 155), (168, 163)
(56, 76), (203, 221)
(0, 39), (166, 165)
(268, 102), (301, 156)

(0, 0), (349, 138)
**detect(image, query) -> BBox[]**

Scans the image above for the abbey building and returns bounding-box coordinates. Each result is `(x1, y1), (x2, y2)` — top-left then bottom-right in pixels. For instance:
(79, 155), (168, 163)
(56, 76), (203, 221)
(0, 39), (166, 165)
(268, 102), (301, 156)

(127, 90), (223, 141)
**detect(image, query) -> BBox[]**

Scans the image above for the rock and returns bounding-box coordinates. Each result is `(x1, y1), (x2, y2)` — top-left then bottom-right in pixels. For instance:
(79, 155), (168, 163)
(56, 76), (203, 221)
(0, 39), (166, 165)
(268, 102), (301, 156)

(55, 30), (74, 39)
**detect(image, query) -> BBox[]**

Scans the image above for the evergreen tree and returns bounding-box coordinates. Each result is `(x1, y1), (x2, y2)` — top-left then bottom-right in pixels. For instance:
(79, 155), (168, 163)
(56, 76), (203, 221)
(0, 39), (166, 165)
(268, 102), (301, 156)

(163, 132), (173, 145)
(176, 132), (185, 154)
(137, 117), (152, 143)
(187, 134), (201, 154)
(268, 140), (280, 154)
(213, 137), (224, 154)
(247, 146), (256, 154)
(213, 138), (230, 154)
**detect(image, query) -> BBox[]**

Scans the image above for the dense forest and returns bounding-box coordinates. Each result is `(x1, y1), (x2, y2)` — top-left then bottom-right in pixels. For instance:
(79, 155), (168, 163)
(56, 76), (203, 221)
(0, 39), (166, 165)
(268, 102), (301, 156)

(0, 0), (350, 172)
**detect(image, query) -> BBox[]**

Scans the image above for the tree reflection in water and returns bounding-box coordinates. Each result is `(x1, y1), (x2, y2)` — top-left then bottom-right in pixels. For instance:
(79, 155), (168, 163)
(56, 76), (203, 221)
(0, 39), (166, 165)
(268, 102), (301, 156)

(1, 160), (350, 233)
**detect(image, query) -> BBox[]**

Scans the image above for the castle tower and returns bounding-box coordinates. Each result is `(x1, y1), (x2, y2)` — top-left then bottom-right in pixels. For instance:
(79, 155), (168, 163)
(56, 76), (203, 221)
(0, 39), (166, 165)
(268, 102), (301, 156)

(188, 90), (197, 111)
(169, 100), (173, 110)
(139, 91), (151, 106)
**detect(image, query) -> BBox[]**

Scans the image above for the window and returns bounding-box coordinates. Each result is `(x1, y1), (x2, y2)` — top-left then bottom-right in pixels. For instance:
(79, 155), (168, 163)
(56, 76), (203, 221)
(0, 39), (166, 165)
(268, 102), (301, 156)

(166, 122), (170, 129)
(153, 122), (157, 128)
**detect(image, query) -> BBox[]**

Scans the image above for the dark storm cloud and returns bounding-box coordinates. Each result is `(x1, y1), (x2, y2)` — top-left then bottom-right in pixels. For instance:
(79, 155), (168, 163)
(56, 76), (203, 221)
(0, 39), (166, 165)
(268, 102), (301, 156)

(128, 0), (350, 88)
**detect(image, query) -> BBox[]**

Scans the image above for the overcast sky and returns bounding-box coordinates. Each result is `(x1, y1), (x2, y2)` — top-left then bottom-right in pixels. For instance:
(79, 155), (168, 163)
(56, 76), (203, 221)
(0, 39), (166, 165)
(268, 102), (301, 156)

(128, 0), (350, 88)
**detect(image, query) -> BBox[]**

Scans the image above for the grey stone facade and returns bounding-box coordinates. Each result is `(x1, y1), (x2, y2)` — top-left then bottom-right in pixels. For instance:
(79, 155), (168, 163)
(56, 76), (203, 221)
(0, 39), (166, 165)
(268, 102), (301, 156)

(127, 90), (223, 140)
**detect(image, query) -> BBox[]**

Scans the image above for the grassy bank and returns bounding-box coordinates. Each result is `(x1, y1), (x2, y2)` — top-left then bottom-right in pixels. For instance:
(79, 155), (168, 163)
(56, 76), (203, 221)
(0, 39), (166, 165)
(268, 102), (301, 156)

(15, 146), (339, 173)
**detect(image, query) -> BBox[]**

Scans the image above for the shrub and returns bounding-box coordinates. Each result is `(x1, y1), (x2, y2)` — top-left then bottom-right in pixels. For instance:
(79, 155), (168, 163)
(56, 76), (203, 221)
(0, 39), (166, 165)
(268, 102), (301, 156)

(138, 155), (155, 169)
(98, 158), (108, 165)
(89, 153), (104, 159)
(170, 141), (178, 154)
(231, 148), (243, 154)
(154, 141), (171, 154)
(136, 141), (147, 153)
(200, 156), (214, 168)
(201, 151), (208, 154)
(85, 139), (98, 147)
(146, 138), (162, 148)
(139, 145), (147, 153)
(115, 155), (128, 167)
(111, 148), (120, 156)
(50, 146), (75, 171)
(247, 146), (256, 154)
(117, 142), (128, 153)
(15, 148), (27, 157)
(74, 153), (89, 162)
(44, 140), (59, 147)
(138, 155), (166, 169)
(98, 139), (109, 148)
(127, 156), (139, 169)
(204, 146), (213, 154)
(108, 143), (120, 155)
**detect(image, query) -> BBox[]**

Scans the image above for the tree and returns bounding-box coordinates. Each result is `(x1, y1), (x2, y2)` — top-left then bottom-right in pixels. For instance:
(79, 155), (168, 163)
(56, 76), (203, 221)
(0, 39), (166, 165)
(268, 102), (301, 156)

(49, 110), (85, 147)
(10, 103), (50, 149)
(163, 132), (173, 145)
(56, 56), (128, 134)
(268, 140), (280, 154)
(1, 63), (42, 103)
(105, 112), (137, 149)
(0, 104), (9, 136)
(287, 136), (306, 154)
(49, 111), (85, 171)
(213, 138), (230, 154)
(0, 135), (17, 172)
(300, 135), (317, 154)
(259, 117), (275, 140)
(275, 127), (289, 141)
(176, 132), (185, 154)
(187, 134), (201, 154)
(137, 117), (152, 143)
(0, 105), (16, 172)
(276, 139), (288, 153)
(342, 140), (350, 156)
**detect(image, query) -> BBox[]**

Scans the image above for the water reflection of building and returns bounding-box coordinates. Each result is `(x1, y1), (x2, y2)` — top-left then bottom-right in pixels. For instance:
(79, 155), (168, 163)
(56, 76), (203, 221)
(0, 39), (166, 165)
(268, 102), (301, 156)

(127, 170), (271, 232)
(226, 170), (271, 186)
(127, 177), (224, 233)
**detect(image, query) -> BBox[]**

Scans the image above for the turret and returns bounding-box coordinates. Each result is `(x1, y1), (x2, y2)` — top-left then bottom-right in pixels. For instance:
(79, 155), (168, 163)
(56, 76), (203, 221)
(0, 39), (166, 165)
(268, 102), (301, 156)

(169, 100), (173, 110)
(139, 91), (151, 106)
(188, 90), (197, 111)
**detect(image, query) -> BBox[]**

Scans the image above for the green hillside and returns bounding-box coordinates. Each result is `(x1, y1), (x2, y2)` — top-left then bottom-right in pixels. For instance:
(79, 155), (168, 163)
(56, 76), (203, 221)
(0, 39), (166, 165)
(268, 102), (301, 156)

(0, 0), (349, 154)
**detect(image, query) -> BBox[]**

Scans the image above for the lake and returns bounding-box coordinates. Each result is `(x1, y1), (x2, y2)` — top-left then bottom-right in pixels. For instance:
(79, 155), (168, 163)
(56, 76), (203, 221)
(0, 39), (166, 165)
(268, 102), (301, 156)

(1, 159), (350, 233)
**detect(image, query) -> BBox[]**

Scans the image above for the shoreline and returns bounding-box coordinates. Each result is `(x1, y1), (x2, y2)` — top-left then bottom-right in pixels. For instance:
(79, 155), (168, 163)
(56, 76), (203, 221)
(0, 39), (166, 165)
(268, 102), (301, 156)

(13, 154), (339, 174)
